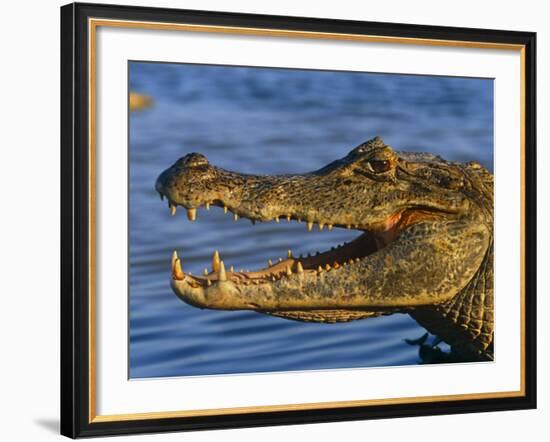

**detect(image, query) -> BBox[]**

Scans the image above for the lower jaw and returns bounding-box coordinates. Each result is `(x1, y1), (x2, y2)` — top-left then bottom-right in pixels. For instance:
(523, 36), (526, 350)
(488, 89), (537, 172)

(171, 226), (396, 291)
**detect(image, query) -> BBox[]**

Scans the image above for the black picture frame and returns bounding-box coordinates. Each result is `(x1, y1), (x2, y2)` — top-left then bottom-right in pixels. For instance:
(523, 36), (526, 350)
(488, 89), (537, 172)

(61, 2), (537, 438)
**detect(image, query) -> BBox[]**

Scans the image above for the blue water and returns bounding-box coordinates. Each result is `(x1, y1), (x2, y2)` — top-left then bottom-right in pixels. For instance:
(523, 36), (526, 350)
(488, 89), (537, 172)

(129, 62), (493, 378)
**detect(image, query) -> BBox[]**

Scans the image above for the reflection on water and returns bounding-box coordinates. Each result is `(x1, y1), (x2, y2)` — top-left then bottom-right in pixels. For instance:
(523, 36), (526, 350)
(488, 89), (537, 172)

(129, 62), (493, 379)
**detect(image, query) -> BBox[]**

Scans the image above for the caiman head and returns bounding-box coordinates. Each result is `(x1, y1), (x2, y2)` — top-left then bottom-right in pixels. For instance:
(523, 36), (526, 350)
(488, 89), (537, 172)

(155, 137), (493, 322)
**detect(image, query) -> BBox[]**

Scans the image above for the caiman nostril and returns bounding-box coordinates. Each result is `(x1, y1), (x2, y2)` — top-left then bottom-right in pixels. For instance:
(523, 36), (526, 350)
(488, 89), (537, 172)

(179, 152), (209, 167)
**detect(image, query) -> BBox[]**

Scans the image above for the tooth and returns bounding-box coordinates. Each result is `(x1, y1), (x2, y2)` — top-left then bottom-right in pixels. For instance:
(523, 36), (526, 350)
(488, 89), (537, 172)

(278, 257), (283, 263)
(286, 215), (291, 222)
(170, 204), (177, 216)
(274, 216), (279, 223)
(325, 263), (331, 271)
(218, 260), (227, 281)
(212, 250), (221, 273)
(240, 268), (244, 273)
(297, 218), (302, 223)
(187, 208), (197, 221)
(224, 206), (228, 214)
(171, 250), (178, 267)
(230, 265), (234, 272)
(307, 221), (313, 232)
(268, 259), (273, 267)
(287, 249), (293, 258)
(319, 223), (325, 231)
(233, 213), (239, 221)
(334, 262), (341, 269)
(204, 268), (209, 276)
(317, 265), (323, 273)
(296, 262), (304, 273)
(205, 202), (210, 210)
(271, 276), (276, 281)
(348, 259), (354, 265)
(173, 258), (184, 280)
(346, 224), (351, 229)
(207, 279), (212, 286)
(328, 224), (333, 231)
(355, 258), (360, 263)
(286, 266), (292, 276)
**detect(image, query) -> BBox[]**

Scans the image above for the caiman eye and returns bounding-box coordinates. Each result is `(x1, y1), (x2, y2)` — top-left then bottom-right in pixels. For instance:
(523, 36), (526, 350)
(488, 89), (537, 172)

(368, 159), (392, 173)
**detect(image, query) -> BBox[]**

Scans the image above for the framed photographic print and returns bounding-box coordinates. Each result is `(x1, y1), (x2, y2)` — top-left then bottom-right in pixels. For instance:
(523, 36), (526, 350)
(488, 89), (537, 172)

(60, 2), (537, 438)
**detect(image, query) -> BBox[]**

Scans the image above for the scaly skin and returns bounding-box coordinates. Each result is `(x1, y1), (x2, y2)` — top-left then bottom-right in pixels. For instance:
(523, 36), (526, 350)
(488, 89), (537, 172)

(155, 137), (494, 361)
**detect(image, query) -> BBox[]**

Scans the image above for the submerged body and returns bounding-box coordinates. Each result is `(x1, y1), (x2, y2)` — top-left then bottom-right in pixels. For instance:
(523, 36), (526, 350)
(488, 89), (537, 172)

(155, 137), (494, 361)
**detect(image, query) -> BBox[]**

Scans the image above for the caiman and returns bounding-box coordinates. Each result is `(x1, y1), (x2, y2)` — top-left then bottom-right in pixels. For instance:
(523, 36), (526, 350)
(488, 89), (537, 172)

(155, 137), (494, 362)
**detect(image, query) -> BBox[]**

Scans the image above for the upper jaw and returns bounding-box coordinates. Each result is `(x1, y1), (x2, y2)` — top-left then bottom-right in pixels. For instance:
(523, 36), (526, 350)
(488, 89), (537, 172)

(156, 174), (468, 234)
(155, 177), (405, 233)
(154, 157), (386, 229)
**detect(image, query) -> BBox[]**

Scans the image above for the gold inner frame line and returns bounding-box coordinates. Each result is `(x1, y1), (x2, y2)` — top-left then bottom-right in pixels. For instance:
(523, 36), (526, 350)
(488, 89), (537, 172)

(90, 18), (525, 50)
(88, 17), (527, 423)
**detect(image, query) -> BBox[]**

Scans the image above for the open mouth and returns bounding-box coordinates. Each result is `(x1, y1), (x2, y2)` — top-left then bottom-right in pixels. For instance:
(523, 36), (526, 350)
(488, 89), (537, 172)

(167, 199), (415, 289)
